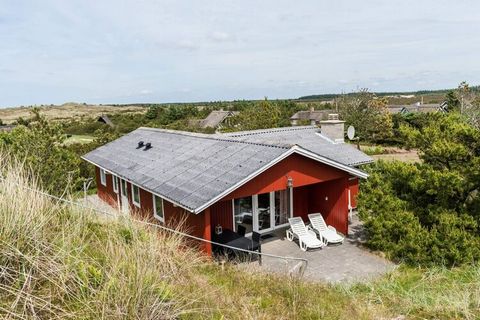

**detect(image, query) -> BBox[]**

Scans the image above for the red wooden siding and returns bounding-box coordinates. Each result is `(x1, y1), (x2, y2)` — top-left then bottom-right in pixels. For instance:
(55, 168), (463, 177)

(308, 177), (349, 235)
(96, 167), (118, 207)
(348, 177), (359, 209)
(210, 200), (234, 231)
(222, 153), (348, 201)
(292, 185), (310, 221)
(164, 201), (212, 254)
(95, 168), (212, 254)
(290, 179), (349, 235)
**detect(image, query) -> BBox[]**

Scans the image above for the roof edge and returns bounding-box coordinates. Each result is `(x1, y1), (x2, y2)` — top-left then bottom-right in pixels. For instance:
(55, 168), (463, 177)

(224, 125), (318, 137)
(193, 146), (368, 214)
(137, 127), (291, 149)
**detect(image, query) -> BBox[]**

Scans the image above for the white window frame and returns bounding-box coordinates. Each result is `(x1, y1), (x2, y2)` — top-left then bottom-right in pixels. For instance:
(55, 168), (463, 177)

(112, 175), (119, 193)
(153, 195), (165, 223)
(100, 169), (107, 186)
(131, 184), (141, 208)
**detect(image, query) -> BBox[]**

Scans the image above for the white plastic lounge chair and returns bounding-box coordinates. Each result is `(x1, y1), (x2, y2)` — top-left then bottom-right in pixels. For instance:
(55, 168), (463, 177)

(286, 217), (325, 251)
(308, 213), (344, 244)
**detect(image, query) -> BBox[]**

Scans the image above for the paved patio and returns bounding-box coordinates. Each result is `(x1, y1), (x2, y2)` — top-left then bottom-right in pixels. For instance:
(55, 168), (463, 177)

(244, 214), (396, 283)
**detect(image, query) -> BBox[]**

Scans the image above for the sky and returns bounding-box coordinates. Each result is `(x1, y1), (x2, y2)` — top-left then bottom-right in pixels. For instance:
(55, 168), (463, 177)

(1, 0), (479, 107)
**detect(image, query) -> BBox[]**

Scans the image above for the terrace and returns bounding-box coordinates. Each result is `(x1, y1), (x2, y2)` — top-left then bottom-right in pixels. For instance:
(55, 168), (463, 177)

(238, 214), (396, 283)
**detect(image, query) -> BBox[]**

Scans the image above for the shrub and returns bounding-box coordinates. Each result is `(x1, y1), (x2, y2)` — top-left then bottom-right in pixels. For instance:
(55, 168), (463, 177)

(0, 114), (81, 195)
(359, 160), (480, 266)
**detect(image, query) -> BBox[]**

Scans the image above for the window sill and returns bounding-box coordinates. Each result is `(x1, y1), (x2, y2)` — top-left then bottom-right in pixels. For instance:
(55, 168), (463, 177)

(154, 214), (164, 223)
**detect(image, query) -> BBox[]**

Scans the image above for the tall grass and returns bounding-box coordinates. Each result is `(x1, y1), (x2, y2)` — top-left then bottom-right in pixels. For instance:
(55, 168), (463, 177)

(343, 265), (480, 319)
(0, 160), (205, 319)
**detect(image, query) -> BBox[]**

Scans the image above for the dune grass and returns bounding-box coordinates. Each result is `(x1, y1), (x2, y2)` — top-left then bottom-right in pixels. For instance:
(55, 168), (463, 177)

(1, 161), (479, 319)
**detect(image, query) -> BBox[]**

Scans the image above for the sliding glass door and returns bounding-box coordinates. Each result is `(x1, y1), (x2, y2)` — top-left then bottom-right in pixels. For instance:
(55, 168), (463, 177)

(257, 192), (273, 233)
(274, 190), (289, 226)
(233, 189), (292, 234)
(233, 196), (253, 234)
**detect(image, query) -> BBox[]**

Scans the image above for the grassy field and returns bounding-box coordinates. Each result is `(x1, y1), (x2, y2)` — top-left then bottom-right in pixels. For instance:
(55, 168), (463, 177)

(360, 144), (421, 163)
(0, 102), (146, 124)
(1, 161), (478, 319)
(64, 134), (95, 145)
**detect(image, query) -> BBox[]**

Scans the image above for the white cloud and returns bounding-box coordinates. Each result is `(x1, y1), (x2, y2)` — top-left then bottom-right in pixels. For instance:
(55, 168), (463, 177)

(209, 31), (231, 42)
(174, 39), (199, 51)
(140, 89), (153, 95)
(1, 0), (480, 106)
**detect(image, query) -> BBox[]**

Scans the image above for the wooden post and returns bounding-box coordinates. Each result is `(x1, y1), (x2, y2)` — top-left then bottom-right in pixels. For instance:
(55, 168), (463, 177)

(203, 207), (212, 256)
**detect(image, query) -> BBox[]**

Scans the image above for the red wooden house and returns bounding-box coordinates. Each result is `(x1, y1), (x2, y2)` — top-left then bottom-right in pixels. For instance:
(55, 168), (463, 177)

(82, 120), (372, 255)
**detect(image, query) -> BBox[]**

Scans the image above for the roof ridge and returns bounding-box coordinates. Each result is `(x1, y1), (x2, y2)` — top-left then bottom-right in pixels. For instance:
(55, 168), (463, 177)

(137, 127), (290, 149)
(224, 125), (318, 137)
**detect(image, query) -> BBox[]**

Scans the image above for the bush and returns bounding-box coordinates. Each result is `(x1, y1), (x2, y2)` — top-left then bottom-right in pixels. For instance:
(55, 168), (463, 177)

(0, 113), (81, 195)
(362, 145), (386, 155)
(359, 160), (480, 266)
(359, 113), (480, 266)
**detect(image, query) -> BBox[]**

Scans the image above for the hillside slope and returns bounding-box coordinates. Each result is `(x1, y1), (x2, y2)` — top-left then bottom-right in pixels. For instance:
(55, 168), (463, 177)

(1, 163), (479, 319)
(0, 103), (145, 124)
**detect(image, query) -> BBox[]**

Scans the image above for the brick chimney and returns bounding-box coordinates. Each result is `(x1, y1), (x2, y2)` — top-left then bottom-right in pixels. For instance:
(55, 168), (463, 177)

(319, 114), (345, 143)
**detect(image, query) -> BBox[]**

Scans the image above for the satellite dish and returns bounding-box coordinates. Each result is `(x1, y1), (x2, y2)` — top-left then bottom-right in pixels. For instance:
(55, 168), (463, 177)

(347, 126), (355, 140)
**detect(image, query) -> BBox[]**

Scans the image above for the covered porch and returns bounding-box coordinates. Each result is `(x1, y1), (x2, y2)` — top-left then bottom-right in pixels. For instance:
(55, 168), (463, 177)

(209, 176), (352, 241)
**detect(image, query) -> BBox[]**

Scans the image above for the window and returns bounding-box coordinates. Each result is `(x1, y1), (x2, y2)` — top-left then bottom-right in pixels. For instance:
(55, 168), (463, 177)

(131, 184), (140, 207)
(112, 176), (119, 193)
(153, 195), (164, 222)
(120, 179), (127, 196)
(100, 169), (107, 186)
(233, 196), (253, 234)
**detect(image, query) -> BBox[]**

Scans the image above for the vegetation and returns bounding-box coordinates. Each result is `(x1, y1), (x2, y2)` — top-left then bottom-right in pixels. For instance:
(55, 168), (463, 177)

(337, 90), (394, 143)
(64, 134), (95, 145)
(448, 82), (480, 129)
(1, 162), (480, 319)
(0, 110), (120, 195)
(0, 110), (82, 195)
(60, 99), (303, 136)
(361, 145), (386, 156)
(3, 85), (480, 318)
(223, 99), (301, 131)
(298, 87), (464, 103)
(359, 112), (480, 266)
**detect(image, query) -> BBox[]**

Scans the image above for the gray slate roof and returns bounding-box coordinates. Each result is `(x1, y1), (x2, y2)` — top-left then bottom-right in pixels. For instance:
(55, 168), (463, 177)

(97, 115), (114, 127)
(387, 103), (446, 114)
(83, 126), (372, 213)
(83, 128), (287, 212)
(225, 126), (372, 167)
(198, 110), (238, 128)
(290, 109), (334, 122)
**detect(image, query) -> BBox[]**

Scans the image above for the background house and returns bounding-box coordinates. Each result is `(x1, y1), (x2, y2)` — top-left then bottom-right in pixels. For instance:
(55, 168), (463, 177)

(97, 114), (115, 127)
(387, 101), (448, 114)
(83, 121), (372, 255)
(290, 107), (334, 125)
(192, 110), (239, 129)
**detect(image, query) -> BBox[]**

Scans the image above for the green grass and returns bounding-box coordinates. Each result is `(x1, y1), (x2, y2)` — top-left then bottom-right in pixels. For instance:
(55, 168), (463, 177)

(64, 134), (95, 145)
(361, 145), (387, 155)
(1, 160), (479, 319)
